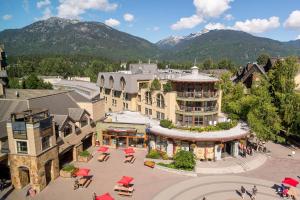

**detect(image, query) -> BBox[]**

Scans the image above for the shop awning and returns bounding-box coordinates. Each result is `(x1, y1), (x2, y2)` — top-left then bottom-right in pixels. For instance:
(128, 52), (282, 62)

(95, 193), (114, 200)
(117, 176), (134, 186)
(107, 127), (136, 133)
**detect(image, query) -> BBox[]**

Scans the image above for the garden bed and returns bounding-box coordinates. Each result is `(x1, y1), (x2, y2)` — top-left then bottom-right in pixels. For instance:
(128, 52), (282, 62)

(77, 150), (92, 162)
(60, 164), (78, 178)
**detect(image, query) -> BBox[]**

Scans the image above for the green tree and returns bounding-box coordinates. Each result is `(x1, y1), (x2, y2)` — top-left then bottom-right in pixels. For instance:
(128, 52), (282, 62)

(163, 81), (172, 92)
(150, 79), (161, 91)
(256, 53), (270, 65)
(8, 77), (21, 89)
(203, 59), (213, 69)
(23, 74), (53, 89)
(268, 57), (300, 136)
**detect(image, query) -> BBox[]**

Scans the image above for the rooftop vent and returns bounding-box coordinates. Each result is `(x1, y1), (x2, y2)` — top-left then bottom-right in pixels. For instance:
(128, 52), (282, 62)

(191, 66), (199, 75)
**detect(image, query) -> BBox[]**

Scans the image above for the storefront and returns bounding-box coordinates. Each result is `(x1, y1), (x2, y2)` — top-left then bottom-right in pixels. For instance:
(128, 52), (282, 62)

(102, 127), (147, 148)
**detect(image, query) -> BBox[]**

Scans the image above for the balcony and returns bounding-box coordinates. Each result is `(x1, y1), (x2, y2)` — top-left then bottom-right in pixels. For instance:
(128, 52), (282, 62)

(176, 91), (218, 101)
(176, 106), (218, 116)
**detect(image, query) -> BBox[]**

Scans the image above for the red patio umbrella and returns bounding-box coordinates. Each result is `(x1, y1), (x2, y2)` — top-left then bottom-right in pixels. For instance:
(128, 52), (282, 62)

(95, 193), (114, 200)
(75, 168), (90, 177)
(97, 146), (109, 153)
(282, 177), (299, 187)
(124, 148), (135, 155)
(117, 176), (134, 186)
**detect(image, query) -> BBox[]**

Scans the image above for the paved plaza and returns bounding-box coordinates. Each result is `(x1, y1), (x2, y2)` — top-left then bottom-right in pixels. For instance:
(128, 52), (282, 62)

(1, 142), (299, 200)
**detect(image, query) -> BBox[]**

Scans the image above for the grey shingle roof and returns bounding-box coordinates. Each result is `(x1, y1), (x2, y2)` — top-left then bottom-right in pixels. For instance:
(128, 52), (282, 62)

(0, 120), (7, 139)
(68, 108), (85, 121)
(28, 92), (80, 115)
(0, 100), (28, 121)
(68, 91), (90, 102)
(5, 89), (67, 100)
(52, 115), (68, 129)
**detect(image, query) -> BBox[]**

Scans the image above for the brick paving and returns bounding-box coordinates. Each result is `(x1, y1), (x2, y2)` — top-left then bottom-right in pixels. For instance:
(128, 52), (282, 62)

(2, 142), (300, 200)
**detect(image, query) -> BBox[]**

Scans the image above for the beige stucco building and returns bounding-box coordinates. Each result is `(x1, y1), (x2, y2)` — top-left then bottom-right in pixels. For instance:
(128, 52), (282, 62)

(96, 63), (248, 160)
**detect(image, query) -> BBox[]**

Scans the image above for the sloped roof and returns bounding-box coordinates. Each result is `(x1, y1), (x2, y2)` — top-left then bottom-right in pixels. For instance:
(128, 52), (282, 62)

(0, 121), (7, 139)
(68, 108), (86, 121)
(0, 100), (28, 121)
(172, 73), (219, 82)
(5, 89), (67, 100)
(68, 90), (90, 102)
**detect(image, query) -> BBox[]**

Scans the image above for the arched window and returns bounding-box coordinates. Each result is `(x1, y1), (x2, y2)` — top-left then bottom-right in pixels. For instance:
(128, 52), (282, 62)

(156, 93), (165, 108)
(109, 76), (114, 88)
(100, 75), (105, 87)
(145, 91), (152, 105)
(120, 77), (126, 90)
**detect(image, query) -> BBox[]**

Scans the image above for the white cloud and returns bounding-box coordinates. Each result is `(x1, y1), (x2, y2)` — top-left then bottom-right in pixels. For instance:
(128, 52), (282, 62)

(41, 7), (52, 20)
(37, 0), (51, 9)
(224, 14), (234, 21)
(194, 0), (232, 18)
(23, 0), (29, 13)
(123, 13), (134, 22)
(57, 0), (118, 19)
(233, 16), (280, 33)
(205, 23), (226, 30)
(2, 14), (12, 20)
(153, 26), (160, 31)
(284, 10), (300, 29)
(296, 35), (300, 40)
(105, 18), (120, 27)
(171, 15), (203, 30)
(171, 0), (232, 30)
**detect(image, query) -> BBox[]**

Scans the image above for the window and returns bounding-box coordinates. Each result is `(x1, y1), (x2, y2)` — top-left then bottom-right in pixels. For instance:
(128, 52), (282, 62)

(137, 95), (141, 102)
(100, 75), (105, 87)
(112, 99), (117, 107)
(80, 116), (88, 127)
(105, 96), (107, 103)
(145, 108), (148, 115)
(194, 116), (203, 126)
(109, 76), (114, 88)
(184, 116), (193, 126)
(149, 109), (152, 115)
(63, 124), (72, 137)
(16, 141), (28, 154)
(12, 121), (27, 139)
(156, 112), (165, 120)
(145, 91), (152, 105)
(41, 136), (50, 150)
(138, 105), (141, 112)
(156, 93), (165, 108)
(120, 77), (126, 90)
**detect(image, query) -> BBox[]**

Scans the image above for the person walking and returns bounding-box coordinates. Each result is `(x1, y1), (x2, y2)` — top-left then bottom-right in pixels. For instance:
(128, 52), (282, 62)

(251, 185), (257, 200)
(241, 186), (246, 199)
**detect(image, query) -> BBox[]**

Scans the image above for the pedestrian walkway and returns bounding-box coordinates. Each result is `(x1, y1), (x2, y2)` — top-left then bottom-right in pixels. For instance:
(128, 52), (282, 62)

(195, 153), (268, 174)
(153, 175), (285, 200)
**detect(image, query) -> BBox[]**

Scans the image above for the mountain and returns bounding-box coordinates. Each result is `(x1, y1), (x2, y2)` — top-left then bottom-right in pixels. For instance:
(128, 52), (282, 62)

(0, 17), (159, 60)
(157, 29), (300, 63)
(0, 18), (300, 64)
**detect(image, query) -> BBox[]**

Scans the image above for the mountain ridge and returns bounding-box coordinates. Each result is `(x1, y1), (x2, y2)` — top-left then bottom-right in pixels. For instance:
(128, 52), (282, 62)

(0, 17), (300, 64)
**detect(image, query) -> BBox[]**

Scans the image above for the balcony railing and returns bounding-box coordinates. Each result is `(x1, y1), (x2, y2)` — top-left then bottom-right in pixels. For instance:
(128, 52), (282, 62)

(177, 106), (218, 113)
(176, 91), (218, 99)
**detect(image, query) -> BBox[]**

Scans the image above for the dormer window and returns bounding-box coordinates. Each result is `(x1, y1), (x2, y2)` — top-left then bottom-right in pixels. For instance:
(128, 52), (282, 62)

(80, 116), (88, 127)
(63, 124), (72, 137)
(109, 76), (114, 89)
(100, 75), (105, 87)
(120, 77), (126, 90)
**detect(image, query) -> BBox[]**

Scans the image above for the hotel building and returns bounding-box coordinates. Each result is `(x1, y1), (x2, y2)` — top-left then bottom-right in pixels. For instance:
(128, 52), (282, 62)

(97, 63), (249, 160)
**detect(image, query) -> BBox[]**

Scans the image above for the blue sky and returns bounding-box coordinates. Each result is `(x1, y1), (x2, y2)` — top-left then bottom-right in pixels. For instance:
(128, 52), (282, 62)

(1, 0), (300, 43)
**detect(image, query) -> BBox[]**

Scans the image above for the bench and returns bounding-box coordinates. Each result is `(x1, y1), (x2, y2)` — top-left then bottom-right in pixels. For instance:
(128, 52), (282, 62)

(124, 156), (134, 163)
(144, 161), (155, 168)
(118, 191), (133, 196)
(98, 154), (107, 162)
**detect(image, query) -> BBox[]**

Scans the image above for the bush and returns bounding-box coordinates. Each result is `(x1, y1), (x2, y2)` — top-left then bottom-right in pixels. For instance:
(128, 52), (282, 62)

(161, 152), (169, 160)
(146, 150), (161, 159)
(216, 121), (235, 130)
(163, 81), (172, 93)
(62, 164), (76, 172)
(79, 150), (91, 157)
(160, 119), (173, 128)
(157, 162), (193, 171)
(150, 79), (161, 91)
(173, 150), (195, 170)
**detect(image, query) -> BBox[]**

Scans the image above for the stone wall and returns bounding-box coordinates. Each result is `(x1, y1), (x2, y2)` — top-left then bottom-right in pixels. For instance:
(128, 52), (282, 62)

(9, 146), (59, 192)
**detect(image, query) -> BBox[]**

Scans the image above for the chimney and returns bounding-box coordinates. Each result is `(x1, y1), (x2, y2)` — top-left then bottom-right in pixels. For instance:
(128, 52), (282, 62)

(191, 66), (199, 75)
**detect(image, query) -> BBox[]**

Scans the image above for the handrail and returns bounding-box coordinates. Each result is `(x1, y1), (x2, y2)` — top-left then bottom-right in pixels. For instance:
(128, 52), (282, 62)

(177, 91), (218, 98)
(177, 106), (218, 112)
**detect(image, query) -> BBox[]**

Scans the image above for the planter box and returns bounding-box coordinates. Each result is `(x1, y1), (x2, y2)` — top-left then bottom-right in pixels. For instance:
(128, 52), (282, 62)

(60, 169), (73, 178)
(77, 154), (92, 162)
